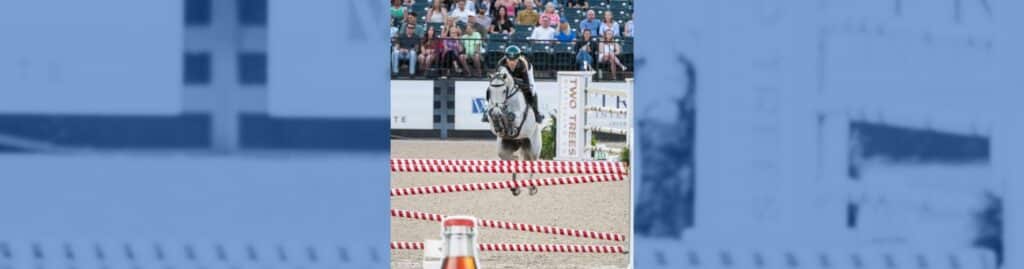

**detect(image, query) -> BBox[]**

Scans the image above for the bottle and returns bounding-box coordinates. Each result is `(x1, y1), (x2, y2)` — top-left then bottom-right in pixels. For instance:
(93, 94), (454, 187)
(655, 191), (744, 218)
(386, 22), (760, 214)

(440, 216), (479, 269)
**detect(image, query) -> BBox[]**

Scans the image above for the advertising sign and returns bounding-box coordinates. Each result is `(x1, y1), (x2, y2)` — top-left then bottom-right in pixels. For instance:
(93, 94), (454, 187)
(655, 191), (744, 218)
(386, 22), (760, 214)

(390, 81), (435, 130)
(454, 81), (559, 131)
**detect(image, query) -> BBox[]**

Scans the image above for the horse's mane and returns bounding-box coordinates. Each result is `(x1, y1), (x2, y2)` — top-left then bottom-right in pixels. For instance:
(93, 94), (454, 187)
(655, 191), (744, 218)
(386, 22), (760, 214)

(496, 65), (510, 75)
(495, 66), (512, 79)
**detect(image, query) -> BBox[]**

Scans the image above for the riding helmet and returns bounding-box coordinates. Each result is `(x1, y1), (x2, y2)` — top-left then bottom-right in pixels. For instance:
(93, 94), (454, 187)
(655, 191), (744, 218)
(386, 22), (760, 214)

(504, 45), (522, 58)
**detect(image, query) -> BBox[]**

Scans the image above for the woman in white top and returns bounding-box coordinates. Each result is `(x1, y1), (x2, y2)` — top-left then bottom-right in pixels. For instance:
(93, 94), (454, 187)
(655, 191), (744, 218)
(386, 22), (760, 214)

(599, 11), (620, 37)
(426, 0), (448, 23)
(598, 30), (627, 79)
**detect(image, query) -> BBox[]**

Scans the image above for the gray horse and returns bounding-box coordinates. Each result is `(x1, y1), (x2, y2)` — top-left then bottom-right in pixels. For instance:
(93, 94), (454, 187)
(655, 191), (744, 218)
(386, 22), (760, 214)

(485, 66), (542, 196)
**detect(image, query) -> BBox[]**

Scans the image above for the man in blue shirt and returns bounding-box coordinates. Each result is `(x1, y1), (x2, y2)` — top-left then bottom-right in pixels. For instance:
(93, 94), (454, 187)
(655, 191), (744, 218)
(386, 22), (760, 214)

(578, 10), (601, 36)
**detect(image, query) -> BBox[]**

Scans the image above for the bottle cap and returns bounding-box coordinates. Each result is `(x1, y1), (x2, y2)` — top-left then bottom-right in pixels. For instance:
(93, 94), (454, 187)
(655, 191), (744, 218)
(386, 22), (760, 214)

(443, 216), (477, 227)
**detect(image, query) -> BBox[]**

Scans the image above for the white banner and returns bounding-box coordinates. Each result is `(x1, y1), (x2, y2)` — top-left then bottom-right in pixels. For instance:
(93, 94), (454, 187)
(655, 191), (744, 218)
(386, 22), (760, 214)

(556, 73), (590, 160)
(454, 81), (559, 131)
(390, 81), (434, 130)
(453, 81), (490, 131)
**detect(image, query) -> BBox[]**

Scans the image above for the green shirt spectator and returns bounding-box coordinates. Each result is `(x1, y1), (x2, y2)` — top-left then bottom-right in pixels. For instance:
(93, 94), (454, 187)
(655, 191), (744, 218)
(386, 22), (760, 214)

(461, 31), (482, 56)
(390, 0), (406, 23)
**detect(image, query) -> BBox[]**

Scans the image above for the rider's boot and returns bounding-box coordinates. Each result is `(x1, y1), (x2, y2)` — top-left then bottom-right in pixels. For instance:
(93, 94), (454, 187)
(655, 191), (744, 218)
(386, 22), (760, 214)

(526, 92), (544, 123)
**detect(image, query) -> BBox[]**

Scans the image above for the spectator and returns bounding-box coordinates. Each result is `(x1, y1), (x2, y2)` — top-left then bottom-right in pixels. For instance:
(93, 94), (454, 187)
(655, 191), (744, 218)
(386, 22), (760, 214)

(578, 10), (600, 36)
(574, 29), (596, 70)
(623, 13), (634, 37)
(598, 29), (627, 78)
(450, 0), (473, 24)
(390, 0), (406, 26)
(555, 21), (575, 43)
(400, 12), (425, 37)
(493, 0), (517, 17)
(476, 0), (492, 16)
(457, 0), (478, 13)
(565, 0), (588, 8)
(442, 17), (457, 36)
(402, 0), (415, 7)
(441, 26), (466, 74)
(539, 2), (560, 27)
(460, 27), (483, 77)
(538, 0), (560, 8)
(528, 16), (557, 43)
(516, 0), (539, 26)
(599, 11), (620, 37)
(473, 8), (492, 33)
(466, 13), (477, 31)
(426, 0), (448, 23)
(393, 25), (420, 76)
(490, 7), (515, 34)
(466, 14), (480, 33)
(419, 26), (440, 74)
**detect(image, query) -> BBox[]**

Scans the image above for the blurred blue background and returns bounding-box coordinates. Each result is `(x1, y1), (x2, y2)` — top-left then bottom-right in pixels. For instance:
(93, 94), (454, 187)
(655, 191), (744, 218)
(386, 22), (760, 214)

(4, 0), (1024, 268)
(0, 0), (389, 268)
(633, 0), (1024, 268)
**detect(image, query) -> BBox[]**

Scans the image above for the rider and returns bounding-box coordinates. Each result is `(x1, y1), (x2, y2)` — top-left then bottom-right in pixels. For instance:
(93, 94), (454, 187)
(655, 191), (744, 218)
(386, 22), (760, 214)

(496, 45), (543, 122)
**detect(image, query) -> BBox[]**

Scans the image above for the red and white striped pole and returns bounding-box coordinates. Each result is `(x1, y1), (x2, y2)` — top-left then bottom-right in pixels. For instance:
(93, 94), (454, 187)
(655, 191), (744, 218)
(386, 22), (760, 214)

(391, 209), (626, 241)
(390, 241), (627, 254)
(391, 174), (625, 197)
(391, 159), (625, 169)
(391, 164), (626, 175)
(390, 241), (425, 250)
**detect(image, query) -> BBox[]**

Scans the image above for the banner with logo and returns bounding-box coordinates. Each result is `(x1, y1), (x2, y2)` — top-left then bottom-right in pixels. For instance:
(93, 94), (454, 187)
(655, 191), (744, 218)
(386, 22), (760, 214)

(454, 81), (559, 131)
(556, 72), (590, 160)
(555, 73), (632, 160)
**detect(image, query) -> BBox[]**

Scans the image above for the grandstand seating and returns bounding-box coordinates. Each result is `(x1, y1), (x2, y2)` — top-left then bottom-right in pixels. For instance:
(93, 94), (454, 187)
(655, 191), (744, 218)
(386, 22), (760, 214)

(392, 0), (634, 81)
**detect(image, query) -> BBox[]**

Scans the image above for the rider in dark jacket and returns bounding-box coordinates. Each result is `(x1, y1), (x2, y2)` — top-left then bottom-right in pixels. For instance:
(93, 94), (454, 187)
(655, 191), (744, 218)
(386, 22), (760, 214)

(496, 45), (543, 122)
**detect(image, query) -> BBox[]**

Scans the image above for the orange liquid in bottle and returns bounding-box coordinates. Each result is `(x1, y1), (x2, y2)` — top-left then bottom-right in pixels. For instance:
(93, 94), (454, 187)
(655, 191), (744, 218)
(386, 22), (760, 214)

(442, 216), (479, 269)
(441, 256), (478, 269)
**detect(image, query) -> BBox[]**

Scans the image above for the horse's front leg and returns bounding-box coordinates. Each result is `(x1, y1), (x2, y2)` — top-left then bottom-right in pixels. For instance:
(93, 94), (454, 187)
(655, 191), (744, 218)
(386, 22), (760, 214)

(499, 139), (521, 196)
(528, 172), (537, 195)
(522, 141), (539, 196)
(510, 173), (521, 196)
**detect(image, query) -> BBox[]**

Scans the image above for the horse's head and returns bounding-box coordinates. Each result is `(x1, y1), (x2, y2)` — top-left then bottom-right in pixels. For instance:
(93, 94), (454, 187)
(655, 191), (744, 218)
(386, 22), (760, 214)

(487, 66), (516, 107)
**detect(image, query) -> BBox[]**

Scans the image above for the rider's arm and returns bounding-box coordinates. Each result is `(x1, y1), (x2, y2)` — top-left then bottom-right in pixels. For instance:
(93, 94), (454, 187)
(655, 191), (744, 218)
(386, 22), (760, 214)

(523, 59), (536, 88)
(527, 69), (536, 88)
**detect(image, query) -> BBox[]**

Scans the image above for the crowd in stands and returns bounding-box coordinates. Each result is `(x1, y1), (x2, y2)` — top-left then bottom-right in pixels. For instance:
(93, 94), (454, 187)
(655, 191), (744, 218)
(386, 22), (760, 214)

(391, 0), (634, 80)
